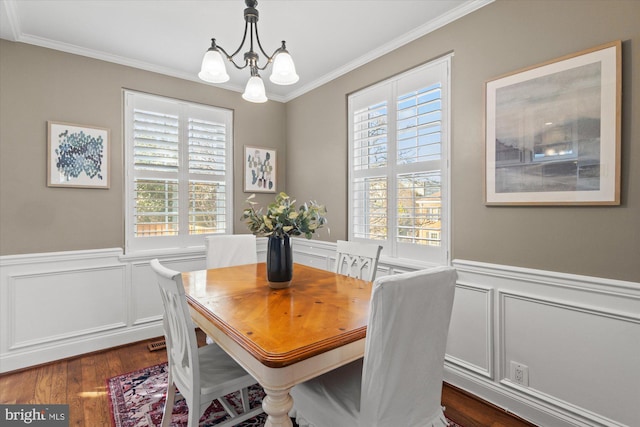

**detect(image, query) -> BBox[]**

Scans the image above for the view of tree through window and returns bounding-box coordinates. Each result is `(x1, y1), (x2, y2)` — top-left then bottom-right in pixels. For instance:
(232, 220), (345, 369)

(188, 181), (226, 235)
(353, 177), (387, 240)
(135, 180), (179, 236)
(397, 172), (441, 246)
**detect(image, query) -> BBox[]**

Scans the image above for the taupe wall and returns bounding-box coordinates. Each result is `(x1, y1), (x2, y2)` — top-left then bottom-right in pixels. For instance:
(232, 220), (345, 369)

(0, 41), (286, 255)
(286, 0), (640, 282)
(1, 0), (638, 282)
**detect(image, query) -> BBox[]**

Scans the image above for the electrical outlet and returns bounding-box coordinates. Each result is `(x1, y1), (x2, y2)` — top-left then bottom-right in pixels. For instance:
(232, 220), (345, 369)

(510, 361), (529, 386)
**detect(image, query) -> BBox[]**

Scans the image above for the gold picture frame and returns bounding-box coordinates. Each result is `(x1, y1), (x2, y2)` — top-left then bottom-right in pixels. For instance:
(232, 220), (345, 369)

(484, 41), (621, 205)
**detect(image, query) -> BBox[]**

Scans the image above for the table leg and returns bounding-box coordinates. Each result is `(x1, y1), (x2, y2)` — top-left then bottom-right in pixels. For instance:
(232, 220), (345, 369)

(262, 386), (293, 427)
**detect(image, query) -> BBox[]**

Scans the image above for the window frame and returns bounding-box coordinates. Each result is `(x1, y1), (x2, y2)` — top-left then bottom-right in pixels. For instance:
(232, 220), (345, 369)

(347, 56), (451, 265)
(124, 90), (234, 254)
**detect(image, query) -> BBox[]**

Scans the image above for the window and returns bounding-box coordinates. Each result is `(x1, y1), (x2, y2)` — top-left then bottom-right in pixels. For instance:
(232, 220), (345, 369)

(348, 56), (450, 264)
(124, 91), (233, 253)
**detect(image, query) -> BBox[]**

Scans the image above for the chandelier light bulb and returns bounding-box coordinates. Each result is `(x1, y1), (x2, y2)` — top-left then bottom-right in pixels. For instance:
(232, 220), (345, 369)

(198, 48), (230, 83)
(242, 75), (268, 103)
(270, 50), (299, 85)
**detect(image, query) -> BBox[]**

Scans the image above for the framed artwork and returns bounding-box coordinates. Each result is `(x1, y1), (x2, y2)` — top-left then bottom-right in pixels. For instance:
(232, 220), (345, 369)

(47, 121), (111, 189)
(485, 41), (621, 205)
(244, 146), (276, 193)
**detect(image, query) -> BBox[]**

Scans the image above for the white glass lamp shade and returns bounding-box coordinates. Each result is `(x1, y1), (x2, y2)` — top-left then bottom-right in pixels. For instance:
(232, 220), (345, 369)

(269, 51), (299, 85)
(242, 76), (268, 103)
(198, 49), (230, 83)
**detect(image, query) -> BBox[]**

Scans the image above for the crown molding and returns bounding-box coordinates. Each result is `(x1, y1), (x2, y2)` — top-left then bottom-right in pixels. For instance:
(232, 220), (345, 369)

(0, 0), (21, 41)
(2, 0), (492, 104)
(282, 0), (494, 102)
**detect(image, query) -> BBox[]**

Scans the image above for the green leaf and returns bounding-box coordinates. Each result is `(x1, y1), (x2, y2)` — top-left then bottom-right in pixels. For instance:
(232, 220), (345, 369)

(242, 191), (327, 238)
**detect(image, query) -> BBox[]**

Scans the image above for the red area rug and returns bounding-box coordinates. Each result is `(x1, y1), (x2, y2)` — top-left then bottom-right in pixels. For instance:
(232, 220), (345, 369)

(107, 362), (464, 426)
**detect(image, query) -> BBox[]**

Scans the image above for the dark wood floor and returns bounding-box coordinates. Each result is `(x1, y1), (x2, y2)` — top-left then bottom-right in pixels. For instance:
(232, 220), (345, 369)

(0, 332), (535, 427)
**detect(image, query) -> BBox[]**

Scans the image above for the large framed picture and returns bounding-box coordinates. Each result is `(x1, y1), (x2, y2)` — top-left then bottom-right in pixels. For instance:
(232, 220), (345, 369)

(244, 146), (276, 193)
(485, 41), (621, 205)
(47, 121), (110, 189)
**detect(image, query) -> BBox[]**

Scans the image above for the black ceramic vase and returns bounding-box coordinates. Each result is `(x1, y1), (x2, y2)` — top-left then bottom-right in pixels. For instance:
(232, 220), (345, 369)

(266, 235), (293, 288)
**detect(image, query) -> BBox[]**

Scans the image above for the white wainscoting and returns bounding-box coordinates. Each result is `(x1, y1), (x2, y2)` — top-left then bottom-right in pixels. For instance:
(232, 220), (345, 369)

(0, 247), (207, 373)
(292, 240), (640, 427)
(1, 240), (638, 427)
(447, 260), (640, 427)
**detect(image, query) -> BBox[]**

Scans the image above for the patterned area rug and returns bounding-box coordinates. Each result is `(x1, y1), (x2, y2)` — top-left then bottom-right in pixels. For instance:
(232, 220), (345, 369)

(107, 362), (464, 427)
(107, 363), (266, 427)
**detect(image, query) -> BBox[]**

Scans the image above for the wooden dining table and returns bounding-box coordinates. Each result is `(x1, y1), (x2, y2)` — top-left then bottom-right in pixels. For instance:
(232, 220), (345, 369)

(182, 262), (373, 427)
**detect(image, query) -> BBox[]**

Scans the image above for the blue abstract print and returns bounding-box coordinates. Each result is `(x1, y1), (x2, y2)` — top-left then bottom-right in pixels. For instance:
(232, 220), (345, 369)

(55, 129), (104, 181)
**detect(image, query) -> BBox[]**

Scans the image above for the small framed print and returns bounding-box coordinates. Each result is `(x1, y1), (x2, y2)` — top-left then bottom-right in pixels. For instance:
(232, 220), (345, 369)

(244, 146), (276, 193)
(485, 41), (621, 205)
(47, 121), (110, 189)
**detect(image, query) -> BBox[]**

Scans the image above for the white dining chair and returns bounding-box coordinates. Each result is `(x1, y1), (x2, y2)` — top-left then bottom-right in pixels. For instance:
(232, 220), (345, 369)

(334, 240), (383, 282)
(150, 259), (263, 427)
(205, 234), (257, 269)
(290, 266), (457, 427)
(204, 234), (258, 346)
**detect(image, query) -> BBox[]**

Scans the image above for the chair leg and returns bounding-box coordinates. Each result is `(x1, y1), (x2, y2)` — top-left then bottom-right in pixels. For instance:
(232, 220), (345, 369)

(219, 397), (240, 418)
(187, 406), (201, 427)
(240, 386), (250, 412)
(161, 382), (176, 427)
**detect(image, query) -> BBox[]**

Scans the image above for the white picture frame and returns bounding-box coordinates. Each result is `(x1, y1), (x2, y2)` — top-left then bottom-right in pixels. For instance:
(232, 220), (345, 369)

(47, 121), (110, 189)
(244, 145), (276, 193)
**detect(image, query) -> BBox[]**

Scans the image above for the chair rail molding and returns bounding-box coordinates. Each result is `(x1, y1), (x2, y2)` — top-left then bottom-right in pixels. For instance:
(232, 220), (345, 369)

(1, 244), (638, 427)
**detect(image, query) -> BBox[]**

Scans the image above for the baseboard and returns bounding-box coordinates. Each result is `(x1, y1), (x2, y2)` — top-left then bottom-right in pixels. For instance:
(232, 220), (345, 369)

(0, 323), (164, 373)
(443, 381), (536, 426)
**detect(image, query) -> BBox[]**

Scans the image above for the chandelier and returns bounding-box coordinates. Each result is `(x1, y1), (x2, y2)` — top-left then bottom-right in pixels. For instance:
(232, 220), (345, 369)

(198, 0), (299, 103)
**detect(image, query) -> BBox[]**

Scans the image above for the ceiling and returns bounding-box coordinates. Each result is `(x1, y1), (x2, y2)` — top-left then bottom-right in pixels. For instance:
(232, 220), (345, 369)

(0, 0), (491, 102)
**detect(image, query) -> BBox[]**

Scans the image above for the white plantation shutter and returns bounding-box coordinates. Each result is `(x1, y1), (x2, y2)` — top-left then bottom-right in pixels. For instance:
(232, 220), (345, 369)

(186, 110), (229, 236)
(188, 118), (227, 176)
(396, 84), (443, 165)
(352, 96), (389, 242)
(348, 57), (450, 264)
(353, 101), (388, 171)
(125, 91), (233, 253)
(133, 109), (180, 237)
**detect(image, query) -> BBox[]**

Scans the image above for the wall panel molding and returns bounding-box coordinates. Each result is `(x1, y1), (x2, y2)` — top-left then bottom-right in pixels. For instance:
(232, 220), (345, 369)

(7, 264), (128, 349)
(445, 281), (493, 379)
